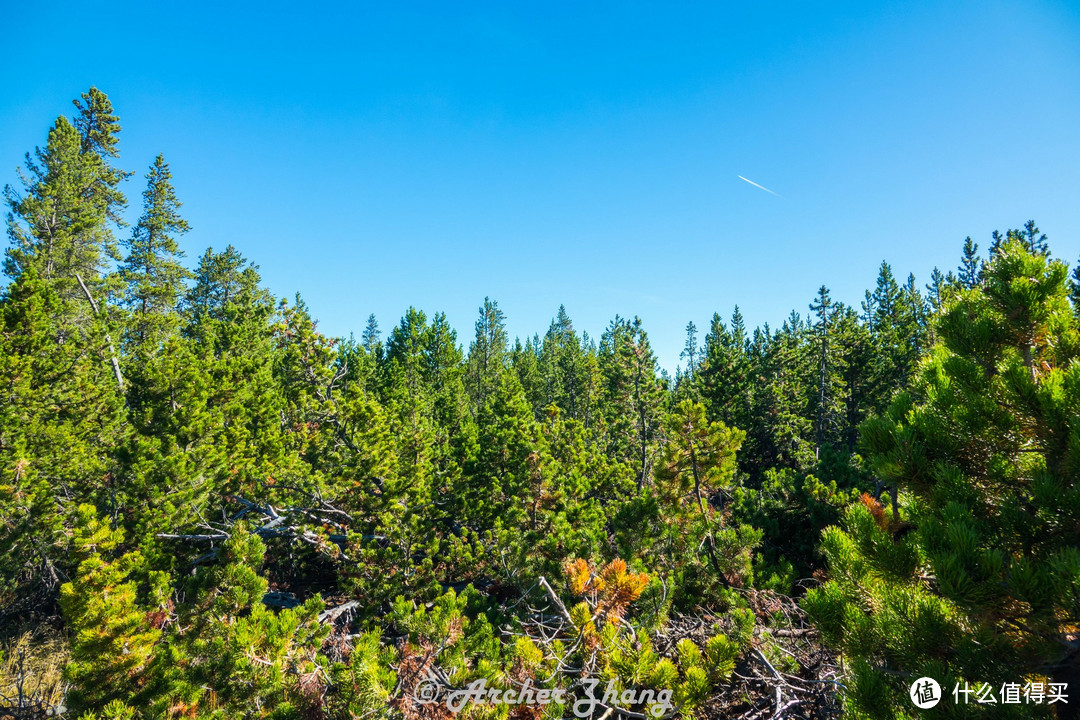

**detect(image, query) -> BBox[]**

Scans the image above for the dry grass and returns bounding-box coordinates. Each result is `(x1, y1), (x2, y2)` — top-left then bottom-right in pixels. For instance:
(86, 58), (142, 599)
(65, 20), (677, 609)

(0, 628), (67, 711)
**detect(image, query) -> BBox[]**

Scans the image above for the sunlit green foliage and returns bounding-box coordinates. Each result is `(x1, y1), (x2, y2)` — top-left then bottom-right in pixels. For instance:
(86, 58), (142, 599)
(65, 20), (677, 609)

(3, 87), (1073, 720)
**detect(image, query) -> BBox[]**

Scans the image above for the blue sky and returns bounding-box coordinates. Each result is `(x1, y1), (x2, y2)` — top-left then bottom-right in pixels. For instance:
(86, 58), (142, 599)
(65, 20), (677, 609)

(4, 1), (1080, 370)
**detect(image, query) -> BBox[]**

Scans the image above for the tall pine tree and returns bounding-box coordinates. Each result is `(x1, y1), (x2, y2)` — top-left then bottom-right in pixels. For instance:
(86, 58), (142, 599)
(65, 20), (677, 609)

(805, 238), (1080, 719)
(120, 154), (190, 351)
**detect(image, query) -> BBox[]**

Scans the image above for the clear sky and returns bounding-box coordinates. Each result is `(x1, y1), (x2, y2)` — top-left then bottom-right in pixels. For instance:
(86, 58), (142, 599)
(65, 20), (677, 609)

(4, 1), (1080, 370)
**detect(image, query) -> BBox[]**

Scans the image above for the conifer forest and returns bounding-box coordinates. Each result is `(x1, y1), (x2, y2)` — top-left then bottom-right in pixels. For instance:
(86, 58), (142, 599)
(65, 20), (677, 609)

(2, 88), (1080, 720)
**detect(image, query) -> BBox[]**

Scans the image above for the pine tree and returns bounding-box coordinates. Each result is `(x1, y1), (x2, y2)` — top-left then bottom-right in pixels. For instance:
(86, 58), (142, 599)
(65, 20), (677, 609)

(73, 88), (128, 176)
(184, 244), (270, 326)
(900, 272), (929, 378)
(274, 294), (343, 459)
(122, 253), (289, 553)
(465, 296), (508, 408)
(0, 99), (130, 608)
(697, 308), (752, 440)
(655, 400), (756, 589)
(379, 303), (468, 467)
(809, 286), (835, 457)
(118, 330), (222, 545)
(860, 290), (876, 330)
(1020, 219), (1049, 256)
(383, 306), (431, 396)
(458, 371), (548, 536)
(742, 315), (816, 478)
(120, 154), (190, 351)
(60, 505), (165, 714)
(361, 312), (382, 358)
(730, 306), (748, 348)
(172, 245), (288, 504)
(1, 93), (131, 395)
(866, 262), (924, 398)
(378, 307), (467, 552)
(869, 261), (903, 387)
(335, 390), (441, 607)
(989, 221), (1049, 259)
(524, 404), (632, 576)
(958, 236), (982, 289)
(598, 316), (664, 487)
(680, 321), (699, 376)
(536, 305), (595, 422)
(5, 121), (122, 323)
(0, 269), (125, 605)
(925, 266), (956, 314)
(72, 87), (130, 232)
(834, 305), (873, 453)
(146, 531), (329, 718)
(613, 399), (759, 607)
(513, 334), (545, 412)
(5, 88), (128, 311)
(804, 237), (1080, 719)
(424, 310), (467, 436)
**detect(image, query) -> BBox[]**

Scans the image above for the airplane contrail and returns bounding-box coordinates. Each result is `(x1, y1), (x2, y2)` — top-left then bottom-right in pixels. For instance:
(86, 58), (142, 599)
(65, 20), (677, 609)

(737, 175), (781, 197)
